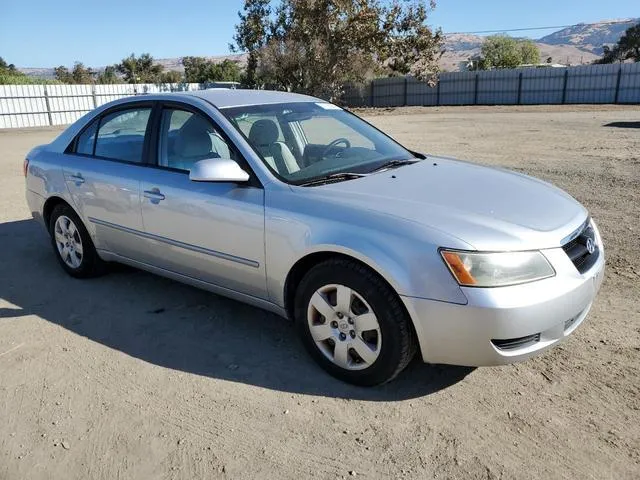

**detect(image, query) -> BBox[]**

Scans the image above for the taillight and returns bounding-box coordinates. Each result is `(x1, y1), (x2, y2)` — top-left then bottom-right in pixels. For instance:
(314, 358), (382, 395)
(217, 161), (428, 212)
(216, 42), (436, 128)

(23, 158), (29, 177)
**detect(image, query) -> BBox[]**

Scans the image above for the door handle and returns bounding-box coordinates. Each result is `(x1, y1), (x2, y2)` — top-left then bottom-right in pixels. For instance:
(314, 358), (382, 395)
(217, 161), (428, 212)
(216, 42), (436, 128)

(68, 173), (85, 185)
(143, 188), (165, 204)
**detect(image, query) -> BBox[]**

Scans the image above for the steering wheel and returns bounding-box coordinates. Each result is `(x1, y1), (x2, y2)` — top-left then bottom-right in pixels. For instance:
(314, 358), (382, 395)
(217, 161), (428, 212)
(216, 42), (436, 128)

(321, 138), (351, 157)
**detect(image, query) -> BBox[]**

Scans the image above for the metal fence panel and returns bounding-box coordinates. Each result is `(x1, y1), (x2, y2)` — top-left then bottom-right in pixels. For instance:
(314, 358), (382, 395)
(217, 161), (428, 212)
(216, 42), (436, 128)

(340, 63), (640, 109)
(618, 63), (640, 104)
(439, 71), (476, 105)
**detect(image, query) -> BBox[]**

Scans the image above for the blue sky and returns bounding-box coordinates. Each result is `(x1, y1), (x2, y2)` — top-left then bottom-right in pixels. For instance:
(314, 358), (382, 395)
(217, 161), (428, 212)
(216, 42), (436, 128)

(1, 0), (638, 67)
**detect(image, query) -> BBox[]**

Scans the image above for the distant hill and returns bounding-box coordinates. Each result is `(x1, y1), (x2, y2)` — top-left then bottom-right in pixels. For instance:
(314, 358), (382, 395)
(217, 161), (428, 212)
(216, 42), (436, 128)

(441, 34), (598, 71)
(17, 19), (638, 77)
(538, 18), (639, 54)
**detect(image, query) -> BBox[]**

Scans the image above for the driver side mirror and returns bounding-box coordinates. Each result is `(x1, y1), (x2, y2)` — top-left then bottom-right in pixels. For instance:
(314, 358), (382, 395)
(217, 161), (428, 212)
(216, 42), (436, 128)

(189, 158), (250, 183)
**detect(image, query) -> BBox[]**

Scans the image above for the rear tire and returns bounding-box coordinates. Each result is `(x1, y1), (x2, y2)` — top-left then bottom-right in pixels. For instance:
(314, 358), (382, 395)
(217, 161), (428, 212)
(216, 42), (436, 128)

(294, 258), (416, 386)
(49, 204), (106, 278)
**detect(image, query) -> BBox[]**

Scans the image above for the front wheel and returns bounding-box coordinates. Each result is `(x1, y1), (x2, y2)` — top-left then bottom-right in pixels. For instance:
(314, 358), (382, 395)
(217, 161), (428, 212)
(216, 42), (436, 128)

(294, 258), (416, 386)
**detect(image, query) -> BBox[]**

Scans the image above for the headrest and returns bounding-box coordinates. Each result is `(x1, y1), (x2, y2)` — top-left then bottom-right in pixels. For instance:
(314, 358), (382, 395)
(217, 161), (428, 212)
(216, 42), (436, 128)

(249, 119), (279, 146)
(175, 119), (212, 159)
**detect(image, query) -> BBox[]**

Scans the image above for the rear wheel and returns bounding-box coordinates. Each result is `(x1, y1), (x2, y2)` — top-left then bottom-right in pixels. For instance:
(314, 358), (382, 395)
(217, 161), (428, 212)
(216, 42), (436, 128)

(294, 258), (415, 386)
(49, 204), (105, 278)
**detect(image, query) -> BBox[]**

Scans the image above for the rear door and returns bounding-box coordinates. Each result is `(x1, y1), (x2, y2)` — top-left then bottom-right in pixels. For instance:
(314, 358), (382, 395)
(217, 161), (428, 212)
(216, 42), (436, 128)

(138, 103), (267, 299)
(63, 103), (153, 259)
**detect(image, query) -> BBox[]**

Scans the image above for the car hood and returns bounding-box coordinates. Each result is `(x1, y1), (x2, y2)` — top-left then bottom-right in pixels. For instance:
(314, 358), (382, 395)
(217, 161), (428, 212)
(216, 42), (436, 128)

(304, 157), (588, 251)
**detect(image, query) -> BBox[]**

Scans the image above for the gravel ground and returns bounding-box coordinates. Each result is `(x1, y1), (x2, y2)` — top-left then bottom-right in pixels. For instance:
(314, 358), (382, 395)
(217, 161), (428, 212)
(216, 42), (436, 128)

(0, 105), (638, 479)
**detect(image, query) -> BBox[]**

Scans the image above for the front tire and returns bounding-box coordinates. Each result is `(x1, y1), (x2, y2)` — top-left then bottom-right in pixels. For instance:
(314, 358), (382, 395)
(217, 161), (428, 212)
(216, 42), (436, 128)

(294, 258), (416, 386)
(49, 204), (105, 278)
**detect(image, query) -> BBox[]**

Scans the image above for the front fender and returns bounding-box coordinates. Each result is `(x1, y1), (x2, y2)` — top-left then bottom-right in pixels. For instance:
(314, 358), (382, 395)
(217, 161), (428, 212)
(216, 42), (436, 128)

(265, 204), (468, 309)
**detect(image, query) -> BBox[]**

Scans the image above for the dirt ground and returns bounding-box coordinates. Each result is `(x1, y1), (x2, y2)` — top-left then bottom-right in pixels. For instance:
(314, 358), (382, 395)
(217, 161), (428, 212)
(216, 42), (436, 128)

(0, 105), (638, 480)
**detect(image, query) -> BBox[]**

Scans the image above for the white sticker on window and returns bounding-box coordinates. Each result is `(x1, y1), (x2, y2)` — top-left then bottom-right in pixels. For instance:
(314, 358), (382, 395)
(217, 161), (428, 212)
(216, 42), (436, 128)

(316, 102), (342, 110)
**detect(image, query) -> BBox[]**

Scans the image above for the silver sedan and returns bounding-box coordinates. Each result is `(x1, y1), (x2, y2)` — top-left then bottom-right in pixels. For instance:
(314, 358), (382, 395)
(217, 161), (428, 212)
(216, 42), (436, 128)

(24, 90), (605, 385)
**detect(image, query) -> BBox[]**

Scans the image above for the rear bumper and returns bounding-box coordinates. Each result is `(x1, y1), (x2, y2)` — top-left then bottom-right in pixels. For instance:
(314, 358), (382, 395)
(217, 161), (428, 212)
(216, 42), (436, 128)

(402, 245), (605, 366)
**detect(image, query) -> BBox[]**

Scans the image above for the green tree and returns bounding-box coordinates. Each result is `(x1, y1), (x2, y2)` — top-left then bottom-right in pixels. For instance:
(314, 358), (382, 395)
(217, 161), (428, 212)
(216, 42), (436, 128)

(472, 35), (541, 70)
(0, 57), (17, 72)
(596, 23), (640, 63)
(116, 53), (164, 83)
(183, 57), (242, 83)
(54, 66), (73, 83)
(231, 0), (271, 87)
(159, 70), (184, 83)
(97, 65), (120, 84)
(232, 0), (443, 100)
(71, 62), (95, 83)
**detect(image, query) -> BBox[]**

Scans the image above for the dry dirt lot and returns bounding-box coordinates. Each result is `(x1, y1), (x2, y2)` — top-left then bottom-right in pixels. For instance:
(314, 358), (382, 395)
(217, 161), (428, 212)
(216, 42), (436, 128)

(0, 105), (639, 480)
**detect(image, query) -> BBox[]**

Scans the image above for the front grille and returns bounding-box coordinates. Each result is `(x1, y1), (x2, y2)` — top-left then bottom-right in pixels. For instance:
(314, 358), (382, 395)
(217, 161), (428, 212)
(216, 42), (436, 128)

(492, 333), (541, 351)
(562, 221), (599, 274)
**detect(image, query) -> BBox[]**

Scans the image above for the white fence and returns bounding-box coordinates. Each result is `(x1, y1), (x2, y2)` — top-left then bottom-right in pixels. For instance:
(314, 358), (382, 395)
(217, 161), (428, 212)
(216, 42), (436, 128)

(343, 63), (640, 107)
(0, 83), (207, 129)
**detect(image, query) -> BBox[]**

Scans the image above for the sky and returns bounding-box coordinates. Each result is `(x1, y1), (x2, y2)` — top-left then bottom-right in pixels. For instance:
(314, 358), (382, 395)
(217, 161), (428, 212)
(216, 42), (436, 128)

(1, 0), (638, 68)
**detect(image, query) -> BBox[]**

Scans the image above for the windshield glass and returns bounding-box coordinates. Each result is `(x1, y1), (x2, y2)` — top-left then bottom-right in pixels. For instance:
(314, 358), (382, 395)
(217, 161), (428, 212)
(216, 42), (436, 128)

(221, 102), (415, 184)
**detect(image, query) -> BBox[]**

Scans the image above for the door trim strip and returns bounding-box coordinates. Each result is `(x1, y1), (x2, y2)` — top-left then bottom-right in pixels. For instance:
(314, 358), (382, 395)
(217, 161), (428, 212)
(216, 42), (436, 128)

(88, 217), (260, 268)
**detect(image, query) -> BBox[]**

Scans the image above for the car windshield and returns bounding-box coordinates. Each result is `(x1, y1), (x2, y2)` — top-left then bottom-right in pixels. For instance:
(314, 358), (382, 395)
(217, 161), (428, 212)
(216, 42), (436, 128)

(221, 102), (417, 185)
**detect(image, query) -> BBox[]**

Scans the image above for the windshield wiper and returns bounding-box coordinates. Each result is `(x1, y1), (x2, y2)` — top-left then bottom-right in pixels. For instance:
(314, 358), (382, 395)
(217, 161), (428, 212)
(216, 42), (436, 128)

(298, 172), (369, 187)
(369, 159), (419, 173)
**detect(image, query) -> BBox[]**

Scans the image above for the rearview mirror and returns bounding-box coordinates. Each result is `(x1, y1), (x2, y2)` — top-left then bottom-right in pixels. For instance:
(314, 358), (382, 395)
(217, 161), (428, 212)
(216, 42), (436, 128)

(189, 158), (250, 183)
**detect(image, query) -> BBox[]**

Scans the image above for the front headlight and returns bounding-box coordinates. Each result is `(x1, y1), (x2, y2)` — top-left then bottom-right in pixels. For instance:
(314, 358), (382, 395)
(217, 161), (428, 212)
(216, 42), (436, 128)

(440, 250), (555, 287)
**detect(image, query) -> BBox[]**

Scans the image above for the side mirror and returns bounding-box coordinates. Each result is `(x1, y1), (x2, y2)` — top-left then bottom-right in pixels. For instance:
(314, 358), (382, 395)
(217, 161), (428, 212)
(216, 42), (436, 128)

(189, 158), (250, 183)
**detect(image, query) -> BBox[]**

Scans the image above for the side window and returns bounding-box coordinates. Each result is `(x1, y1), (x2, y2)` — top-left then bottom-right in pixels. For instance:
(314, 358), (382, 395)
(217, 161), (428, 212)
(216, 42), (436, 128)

(75, 119), (98, 155)
(158, 108), (239, 172)
(94, 108), (152, 163)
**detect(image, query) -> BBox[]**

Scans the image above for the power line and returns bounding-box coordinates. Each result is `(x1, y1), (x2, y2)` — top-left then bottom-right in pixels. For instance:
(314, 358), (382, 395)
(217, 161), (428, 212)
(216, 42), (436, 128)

(445, 19), (636, 36)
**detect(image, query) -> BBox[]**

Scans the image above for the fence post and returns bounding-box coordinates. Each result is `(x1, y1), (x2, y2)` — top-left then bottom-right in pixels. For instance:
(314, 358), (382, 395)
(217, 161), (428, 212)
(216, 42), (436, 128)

(403, 77), (408, 106)
(369, 81), (375, 107)
(517, 72), (523, 105)
(43, 85), (53, 126)
(474, 73), (479, 105)
(561, 69), (569, 104)
(91, 85), (97, 109)
(614, 65), (623, 104)
(436, 79), (441, 106)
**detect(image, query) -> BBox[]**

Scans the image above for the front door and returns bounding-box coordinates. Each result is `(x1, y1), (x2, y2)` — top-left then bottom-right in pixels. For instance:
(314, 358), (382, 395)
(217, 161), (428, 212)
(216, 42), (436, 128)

(139, 106), (267, 299)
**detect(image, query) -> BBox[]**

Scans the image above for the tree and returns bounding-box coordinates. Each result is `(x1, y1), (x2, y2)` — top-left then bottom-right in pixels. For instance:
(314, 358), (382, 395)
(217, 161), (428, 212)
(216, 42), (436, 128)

(159, 70), (184, 83)
(0, 57), (16, 72)
(97, 66), (120, 84)
(232, 0), (443, 100)
(231, 0), (271, 87)
(596, 23), (640, 63)
(183, 57), (242, 83)
(71, 62), (95, 83)
(116, 53), (164, 83)
(519, 40), (541, 65)
(54, 66), (73, 83)
(472, 35), (541, 70)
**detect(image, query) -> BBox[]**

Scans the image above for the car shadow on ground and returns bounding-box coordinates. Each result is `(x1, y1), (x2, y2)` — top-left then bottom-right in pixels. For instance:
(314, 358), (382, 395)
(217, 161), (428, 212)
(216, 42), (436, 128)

(0, 218), (473, 400)
(603, 121), (640, 129)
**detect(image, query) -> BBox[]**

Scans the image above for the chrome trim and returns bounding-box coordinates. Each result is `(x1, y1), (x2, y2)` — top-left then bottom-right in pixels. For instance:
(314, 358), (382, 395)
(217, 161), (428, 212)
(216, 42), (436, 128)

(89, 217), (260, 268)
(560, 217), (590, 246)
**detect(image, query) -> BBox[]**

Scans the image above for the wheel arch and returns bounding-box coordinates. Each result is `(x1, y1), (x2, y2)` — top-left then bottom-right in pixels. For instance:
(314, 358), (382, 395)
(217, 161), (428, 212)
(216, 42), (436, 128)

(283, 247), (407, 322)
(43, 196), (74, 230)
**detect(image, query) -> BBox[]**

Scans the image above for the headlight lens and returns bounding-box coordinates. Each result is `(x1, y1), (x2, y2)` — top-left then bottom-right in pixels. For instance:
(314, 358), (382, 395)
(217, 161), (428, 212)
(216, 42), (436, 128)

(440, 250), (555, 287)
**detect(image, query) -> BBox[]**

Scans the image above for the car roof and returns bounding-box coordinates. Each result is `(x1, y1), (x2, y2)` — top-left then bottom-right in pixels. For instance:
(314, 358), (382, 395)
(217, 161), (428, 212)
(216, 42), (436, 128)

(177, 89), (320, 108)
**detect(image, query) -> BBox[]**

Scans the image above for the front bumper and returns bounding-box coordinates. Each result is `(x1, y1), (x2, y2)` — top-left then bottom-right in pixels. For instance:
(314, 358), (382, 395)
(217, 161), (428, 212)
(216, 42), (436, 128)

(402, 246), (605, 366)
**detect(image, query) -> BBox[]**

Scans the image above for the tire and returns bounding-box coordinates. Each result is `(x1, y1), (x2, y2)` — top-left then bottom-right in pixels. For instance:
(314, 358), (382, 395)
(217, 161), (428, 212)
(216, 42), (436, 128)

(294, 258), (416, 386)
(48, 203), (106, 278)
